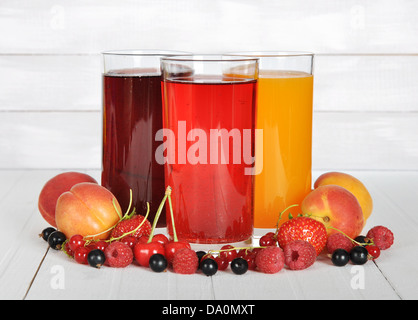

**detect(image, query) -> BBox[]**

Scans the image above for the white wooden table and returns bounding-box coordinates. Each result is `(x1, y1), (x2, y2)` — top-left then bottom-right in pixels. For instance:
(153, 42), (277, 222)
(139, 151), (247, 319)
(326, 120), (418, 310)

(0, 169), (415, 300)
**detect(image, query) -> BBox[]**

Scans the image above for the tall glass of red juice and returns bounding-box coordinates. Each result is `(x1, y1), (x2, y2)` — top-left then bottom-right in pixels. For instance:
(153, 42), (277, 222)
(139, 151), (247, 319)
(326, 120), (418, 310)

(160, 55), (259, 243)
(102, 50), (187, 227)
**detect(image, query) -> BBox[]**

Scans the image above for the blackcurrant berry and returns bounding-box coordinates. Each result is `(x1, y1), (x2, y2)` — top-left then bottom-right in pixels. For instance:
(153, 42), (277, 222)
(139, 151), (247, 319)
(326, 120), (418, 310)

(350, 246), (368, 265)
(149, 254), (167, 273)
(47, 231), (66, 250)
(196, 251), (207, 268)
(40, 227), (56, 242)
(230, 257), (248, 275)
(200, 258), (218, 276)
(354, 235), (372, 246)
(87, 249), (106, 269)
(331, 249), (350, 267)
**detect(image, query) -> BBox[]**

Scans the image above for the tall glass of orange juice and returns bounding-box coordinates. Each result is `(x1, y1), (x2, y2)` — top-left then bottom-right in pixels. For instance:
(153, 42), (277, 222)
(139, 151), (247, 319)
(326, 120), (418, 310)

(228, 52), (314, 230)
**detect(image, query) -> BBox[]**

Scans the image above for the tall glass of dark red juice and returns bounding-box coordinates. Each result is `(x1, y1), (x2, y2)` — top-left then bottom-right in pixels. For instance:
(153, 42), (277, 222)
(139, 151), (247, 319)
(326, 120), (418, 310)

(102, 50), (187, 227)
(160, 55), (259, 243)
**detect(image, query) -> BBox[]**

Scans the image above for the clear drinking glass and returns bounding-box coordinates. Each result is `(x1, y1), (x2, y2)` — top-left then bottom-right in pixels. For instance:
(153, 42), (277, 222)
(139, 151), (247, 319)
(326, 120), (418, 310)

(160, 55), (259, 243)
(229, 52), (314, 230)
(102, 50), (188, 227)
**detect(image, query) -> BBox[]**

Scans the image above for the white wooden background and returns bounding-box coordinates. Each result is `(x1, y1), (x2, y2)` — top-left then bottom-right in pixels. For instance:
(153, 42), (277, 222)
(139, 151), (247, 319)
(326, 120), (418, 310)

(1, 0), (418, 301)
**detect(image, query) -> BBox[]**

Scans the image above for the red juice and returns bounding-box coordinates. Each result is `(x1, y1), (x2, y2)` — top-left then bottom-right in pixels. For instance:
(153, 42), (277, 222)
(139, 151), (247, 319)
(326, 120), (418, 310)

(102, 68), (166, 226)
(161, 78), (257, 243)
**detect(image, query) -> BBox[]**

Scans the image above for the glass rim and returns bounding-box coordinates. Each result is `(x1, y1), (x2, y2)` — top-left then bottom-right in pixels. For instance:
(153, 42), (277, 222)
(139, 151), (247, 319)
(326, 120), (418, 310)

(161, 54), (260, 63)
(102, 49), (190, 56)
(226, 51), (314, 57)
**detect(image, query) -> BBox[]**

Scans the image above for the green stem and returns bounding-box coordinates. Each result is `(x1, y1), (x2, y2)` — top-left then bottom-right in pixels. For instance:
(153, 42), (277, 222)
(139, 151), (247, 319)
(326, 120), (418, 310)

(204, 246), (267, 259)
(122, 189), (133, 220)
(326, 226), (372, 246)
(147, 188), (170, 244)
(112, 198), (123, 220)
(85, 224), (119, 240)
(274, 204), (299, 235)
(166, 186), (178, 242)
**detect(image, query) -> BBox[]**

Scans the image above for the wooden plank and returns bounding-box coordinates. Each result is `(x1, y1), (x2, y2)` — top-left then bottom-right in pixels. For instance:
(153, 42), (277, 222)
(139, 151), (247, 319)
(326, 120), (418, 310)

(0, 0), (417, 54)
(24, 251), (215, 300)
(0, 112), (101, 169)
(0, 169), (414, 299)
(356, 171), (418, 299)
(23, 170), (402, 300)
(312, 112), (418, 171)
(314, 55), (418, 112)
(0, 55), (101, 111)
(211, 256), (399, 300)
(0, 170), (62, 299)
(1, 54), (417, 112)
(22, 167), (215, 299)
(1, 111), (417, 170)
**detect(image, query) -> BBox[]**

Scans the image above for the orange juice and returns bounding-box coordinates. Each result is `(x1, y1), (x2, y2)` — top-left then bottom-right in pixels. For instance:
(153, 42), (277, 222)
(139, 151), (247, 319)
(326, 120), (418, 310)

(255, 70), (313, 228)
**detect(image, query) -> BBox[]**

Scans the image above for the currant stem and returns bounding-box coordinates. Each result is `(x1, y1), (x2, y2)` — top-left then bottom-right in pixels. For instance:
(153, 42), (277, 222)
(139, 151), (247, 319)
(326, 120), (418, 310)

(166, 186), (178, 242)
(84, 224), (119, 241)
(326, 226), (372, 246)
(203, 246), (267, 259)
(147, 188), (170, 244)
(61, 239), (73, 258)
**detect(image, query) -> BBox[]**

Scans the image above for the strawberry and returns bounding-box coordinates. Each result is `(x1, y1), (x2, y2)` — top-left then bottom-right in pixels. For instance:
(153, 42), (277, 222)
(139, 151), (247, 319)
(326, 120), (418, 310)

(276, 216), (327, 256)
(110, 214), (152, 240)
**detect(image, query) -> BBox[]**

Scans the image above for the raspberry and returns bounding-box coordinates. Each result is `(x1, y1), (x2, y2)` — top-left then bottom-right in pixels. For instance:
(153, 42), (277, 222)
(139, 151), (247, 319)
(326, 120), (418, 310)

(366, 226), (394, 250)
(326, 233), (354, 254)
(172, 248), (199, 274)
(255, 246), (285, 274)
(284, 240), (316, 270)
(104, 242), (134, 268)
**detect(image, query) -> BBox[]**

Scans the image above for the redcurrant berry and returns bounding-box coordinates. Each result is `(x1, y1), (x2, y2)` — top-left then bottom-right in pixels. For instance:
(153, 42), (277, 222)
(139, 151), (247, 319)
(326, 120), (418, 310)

(259, 233), (277, 246)
(69, 235), (86, 252)
(366, 245), (381, 260)
(219, 245), (237, 262)
(119, 236), (137, 250)
(74, 246), (91, 265)
(215, 256), (229, 271)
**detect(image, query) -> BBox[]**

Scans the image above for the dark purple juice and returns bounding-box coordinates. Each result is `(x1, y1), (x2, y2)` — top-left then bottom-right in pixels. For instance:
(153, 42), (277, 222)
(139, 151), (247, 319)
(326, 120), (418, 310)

(102, 68), (166, 226)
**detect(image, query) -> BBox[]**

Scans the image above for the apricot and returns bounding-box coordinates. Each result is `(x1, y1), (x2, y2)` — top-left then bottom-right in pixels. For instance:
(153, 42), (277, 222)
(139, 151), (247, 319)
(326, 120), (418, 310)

(38, 172), (98, 227)
(55, 182), (121, 240)
(314, 172), (373, 224)
(301, 185), (364, 239)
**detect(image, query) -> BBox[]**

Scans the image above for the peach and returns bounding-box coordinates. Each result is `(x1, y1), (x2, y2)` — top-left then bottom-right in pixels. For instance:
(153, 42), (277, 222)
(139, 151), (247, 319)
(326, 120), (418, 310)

(301, 185), (364, 239)
(314, 172), (373, 223)
(55, 182), (121, 240)
(38, 172), (97, 227)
